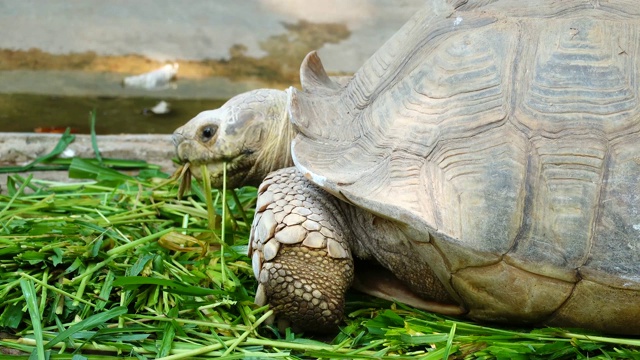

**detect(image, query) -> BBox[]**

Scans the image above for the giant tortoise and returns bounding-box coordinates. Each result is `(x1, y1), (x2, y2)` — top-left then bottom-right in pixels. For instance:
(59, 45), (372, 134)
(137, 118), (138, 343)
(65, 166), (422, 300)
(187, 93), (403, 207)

(173, 0), (640, 334)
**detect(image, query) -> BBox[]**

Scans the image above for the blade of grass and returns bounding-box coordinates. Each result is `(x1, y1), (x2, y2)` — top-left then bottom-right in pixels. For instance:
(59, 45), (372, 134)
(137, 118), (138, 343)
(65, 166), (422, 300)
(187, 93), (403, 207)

(19, 278), (46, 360)
(199, 165), (217, 237)
(0, 174), (33, 221)
(155, 310), (274, 360)
(20, 273), (96, 308)
(221, 310), (274, 356)
(89, 109), (103, 164)
(8, 336), (149, 355)
(0, 128), (75, 173)
(105, 227), (174, 256)
(95, 271), (115, 311)
(42, 157), (156, 169)
(442, 322), (456, 359)
(112, 276), (221, 297)
(127, 314), (250, 332)
(230, 189), (250, 230)
(0, 164), (71, 173)
(38, 269), (49, 320)
(44, 306), (128, 350)
(221, 163), (229, 288)
(158, 308), (179, 357)
(72, 264), (92, 307)
(562, 332), (640, 347)
(68, 158), (134, 182)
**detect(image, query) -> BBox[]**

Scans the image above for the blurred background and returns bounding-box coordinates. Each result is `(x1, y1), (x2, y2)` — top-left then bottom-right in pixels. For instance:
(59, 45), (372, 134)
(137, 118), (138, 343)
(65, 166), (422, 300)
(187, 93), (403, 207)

(0, 0), (423, 134)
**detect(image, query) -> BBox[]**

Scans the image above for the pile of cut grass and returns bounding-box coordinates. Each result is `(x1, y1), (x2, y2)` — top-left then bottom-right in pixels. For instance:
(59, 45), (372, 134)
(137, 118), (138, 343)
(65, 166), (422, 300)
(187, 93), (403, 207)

(1, 150), (640, 359)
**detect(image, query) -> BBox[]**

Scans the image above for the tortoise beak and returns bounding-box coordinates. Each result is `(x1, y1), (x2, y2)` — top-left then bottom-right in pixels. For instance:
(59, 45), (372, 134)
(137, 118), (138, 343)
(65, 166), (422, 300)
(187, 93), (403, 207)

(172, 127), (185, 148)
(172, 127), (189, 163)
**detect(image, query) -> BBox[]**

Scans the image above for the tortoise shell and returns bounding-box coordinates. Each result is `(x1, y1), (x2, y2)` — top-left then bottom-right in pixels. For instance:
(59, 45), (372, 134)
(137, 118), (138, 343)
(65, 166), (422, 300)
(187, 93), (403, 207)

(289, 0), (640, 333)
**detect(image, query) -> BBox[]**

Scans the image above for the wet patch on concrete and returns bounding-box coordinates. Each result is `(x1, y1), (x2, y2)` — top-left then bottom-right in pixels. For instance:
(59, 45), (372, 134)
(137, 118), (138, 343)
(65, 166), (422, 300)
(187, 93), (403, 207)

(0, 93), (225, 134)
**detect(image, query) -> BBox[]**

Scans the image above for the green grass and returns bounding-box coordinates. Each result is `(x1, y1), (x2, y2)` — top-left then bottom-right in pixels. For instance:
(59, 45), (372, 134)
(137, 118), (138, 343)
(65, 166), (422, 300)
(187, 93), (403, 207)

(1, 148), (640, 359)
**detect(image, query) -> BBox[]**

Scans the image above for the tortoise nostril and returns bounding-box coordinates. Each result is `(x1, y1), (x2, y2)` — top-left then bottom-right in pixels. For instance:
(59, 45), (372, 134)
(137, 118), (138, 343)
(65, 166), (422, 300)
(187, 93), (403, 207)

(172, 131), (185, 148)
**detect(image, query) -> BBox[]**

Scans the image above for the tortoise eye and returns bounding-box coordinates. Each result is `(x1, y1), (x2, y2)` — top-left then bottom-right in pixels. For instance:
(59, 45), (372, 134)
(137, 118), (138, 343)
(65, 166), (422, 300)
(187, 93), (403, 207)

(201, 126), (216, 142)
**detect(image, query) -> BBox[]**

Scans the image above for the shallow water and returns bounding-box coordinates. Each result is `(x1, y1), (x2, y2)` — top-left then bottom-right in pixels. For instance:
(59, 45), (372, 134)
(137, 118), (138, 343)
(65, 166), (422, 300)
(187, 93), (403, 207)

(0, 93), (225, 134)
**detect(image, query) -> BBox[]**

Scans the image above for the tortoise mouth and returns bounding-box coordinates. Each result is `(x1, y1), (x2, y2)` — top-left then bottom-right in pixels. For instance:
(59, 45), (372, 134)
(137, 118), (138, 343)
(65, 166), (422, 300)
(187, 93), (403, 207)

(174, 137), (260, 189)
(183, 152), (256, 189)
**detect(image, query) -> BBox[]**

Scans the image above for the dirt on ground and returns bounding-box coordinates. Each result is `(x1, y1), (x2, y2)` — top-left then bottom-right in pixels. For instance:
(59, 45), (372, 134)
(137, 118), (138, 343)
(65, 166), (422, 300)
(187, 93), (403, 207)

(0, 20), (351, 86)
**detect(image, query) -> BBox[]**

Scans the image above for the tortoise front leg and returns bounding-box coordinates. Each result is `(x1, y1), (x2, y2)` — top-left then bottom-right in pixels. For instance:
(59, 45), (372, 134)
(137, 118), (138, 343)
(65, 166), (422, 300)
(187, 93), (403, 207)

(248, 167), (354, 332)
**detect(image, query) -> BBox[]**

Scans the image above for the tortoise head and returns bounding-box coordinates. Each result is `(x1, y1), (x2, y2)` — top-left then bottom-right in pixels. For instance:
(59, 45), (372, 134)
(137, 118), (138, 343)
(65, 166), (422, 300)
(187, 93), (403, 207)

(172, 89), (294, 189)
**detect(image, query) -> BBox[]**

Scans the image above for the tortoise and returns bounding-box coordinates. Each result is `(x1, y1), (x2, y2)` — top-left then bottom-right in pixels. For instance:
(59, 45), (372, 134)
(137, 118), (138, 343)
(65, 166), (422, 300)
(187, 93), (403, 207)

(172, 0), (640, 334)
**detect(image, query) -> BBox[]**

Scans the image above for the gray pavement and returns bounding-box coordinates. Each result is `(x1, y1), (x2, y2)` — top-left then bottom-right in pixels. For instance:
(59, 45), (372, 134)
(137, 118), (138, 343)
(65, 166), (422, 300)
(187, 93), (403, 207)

(0, 0), (422, 73)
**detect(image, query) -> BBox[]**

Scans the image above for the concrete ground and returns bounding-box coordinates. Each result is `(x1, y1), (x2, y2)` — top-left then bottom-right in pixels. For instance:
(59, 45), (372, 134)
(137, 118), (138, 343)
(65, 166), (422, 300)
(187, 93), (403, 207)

(0, 0), (422, 74)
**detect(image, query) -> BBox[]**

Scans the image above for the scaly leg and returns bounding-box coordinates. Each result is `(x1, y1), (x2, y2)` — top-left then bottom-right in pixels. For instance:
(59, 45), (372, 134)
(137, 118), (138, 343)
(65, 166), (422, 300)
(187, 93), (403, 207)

(248, 167), (353, 332)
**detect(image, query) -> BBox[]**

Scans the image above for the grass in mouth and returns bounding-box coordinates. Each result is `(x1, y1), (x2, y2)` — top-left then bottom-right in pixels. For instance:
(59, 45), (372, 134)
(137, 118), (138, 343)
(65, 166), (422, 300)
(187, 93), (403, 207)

(1, 133), (640, 359)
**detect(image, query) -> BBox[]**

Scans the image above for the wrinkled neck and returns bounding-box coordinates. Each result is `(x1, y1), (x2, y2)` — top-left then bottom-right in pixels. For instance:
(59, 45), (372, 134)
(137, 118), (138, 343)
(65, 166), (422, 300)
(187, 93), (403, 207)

(254, 94), (296, 177)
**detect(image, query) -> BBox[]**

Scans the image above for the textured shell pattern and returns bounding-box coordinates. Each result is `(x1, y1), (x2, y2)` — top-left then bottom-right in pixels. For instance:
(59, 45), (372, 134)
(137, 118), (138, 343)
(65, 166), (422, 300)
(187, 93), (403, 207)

(288, 0), (640, 331)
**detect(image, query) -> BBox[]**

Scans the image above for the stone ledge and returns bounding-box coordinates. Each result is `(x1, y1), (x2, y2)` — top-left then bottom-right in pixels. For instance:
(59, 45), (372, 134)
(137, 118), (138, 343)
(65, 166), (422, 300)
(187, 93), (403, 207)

(1, 132), (176, 192)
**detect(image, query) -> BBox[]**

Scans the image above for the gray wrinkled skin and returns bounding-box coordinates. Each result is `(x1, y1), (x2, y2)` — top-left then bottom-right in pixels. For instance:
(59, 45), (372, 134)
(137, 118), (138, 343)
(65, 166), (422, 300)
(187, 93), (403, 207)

(173, 89), (293, 189)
